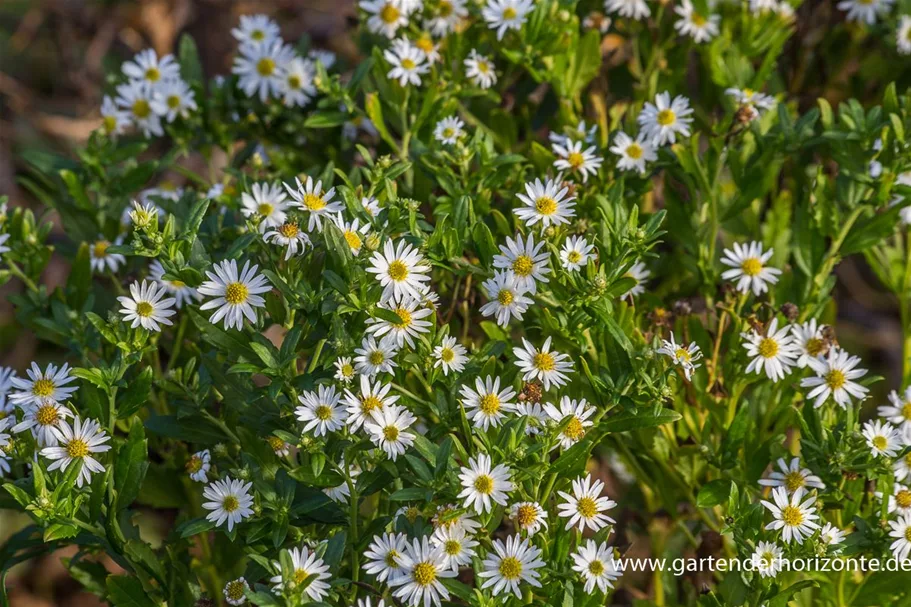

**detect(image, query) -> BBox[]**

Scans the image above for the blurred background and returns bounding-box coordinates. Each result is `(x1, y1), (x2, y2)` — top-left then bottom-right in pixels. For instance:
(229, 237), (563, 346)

(1, 0), (910, 604)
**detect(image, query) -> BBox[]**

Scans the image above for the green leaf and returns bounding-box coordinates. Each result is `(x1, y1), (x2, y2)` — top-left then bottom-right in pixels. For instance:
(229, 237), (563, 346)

(105, 575), (158, 607)
(178, 34), (204, 83)
(117, 367), (153, 419)
(696, 479), (733, 508)
(602, 408), (681, 433)
(113, 417), (149, 512)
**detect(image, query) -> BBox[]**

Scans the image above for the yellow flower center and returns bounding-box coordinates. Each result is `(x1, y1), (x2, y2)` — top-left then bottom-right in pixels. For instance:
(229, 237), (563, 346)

(564, 416), (585, 441)
(477, 61), (491, 74)
(567, 251), (581, 263)
(35, 404), (59, 425)
(222, 495), (240, 512)
(567, 152), (585, 169)
(388, 260), (409, 281)
(361, 395), (383, 414)
(497, 289), (514, 306)
(279, 223), (299, 238)
(132, 99), (151, 119)
(440, 347), (455, 363)
(896, 489), (911, 509)
(498, 556), (522, 580)
(902, 403), (911, 420)
(740, 257), (763, 276)
(225, 282), (249, 305)
(369, 350), (386, 365)
(303, 193), (326, 211)
(757, 338), (779, 359)
(412, 562), (437, 586)
(135, 301), (154, 317)
(315, 404), (333, 420)
(512, 255), (533, 276)
(473, 474), (494, 494)
(293, 569), (309, 585)
(444, 539), (461, 555)
(761, 551), (775, 567)
(344, 231), (362, 251)
(31, 377), (57, 400)
(383, 425), (400, 441)
(577, 496), (598, 518)
(656, 109), (676, 126)
(906, 527), (911, 541)
(533, 352), (556, 371)
(781, 505), (804, 526)
(906, 453), (911, 467)
(393, 307), (413, 328)
(288, 75), (301, 89)
(588, 560), (605, 576)
(251, 30), (265, 41)
(783, 471), (805, 492)
(439, 1), (453, 16)
(103, 116), (118, 132)
(515, 504), (537, 527)
(225, 580), (246, 600)
(626, 143), (643, 159)
(401, 58), (416, 70)
(256, 57), (276, 76)
(186, 456), (203, 473)
(535, 196), (558, 215)
(502, 6), (518, 19)
(257, 202), (274, 216)
(479, 393), (501, 415)
(167, 95), (180, 109)
(267, 436), (285, 451)
(873, 436), (888, 451)
(385, 549), (400, 567)
(145, 67), (161, 82)
(805, 338), (825, 356)
(675, 348), (691, 362)
(442, 127), (455, 138)
(380, 3), (401, 24)
(66, 438), (90, 459)
(825, 369), (846, 391)
(691, 12), (707, 26)
(93, 241), (110, 258)
(416, 37), (434, 53)
(341, 363), (355, 377)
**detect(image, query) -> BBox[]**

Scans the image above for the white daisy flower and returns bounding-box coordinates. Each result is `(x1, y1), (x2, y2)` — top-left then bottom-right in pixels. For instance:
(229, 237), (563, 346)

(751, 541), (784, 578)
(115, 81), (165, 137)
(819, 522), (847, 547)
(864, 420), (903, 458)
(549, 120), (598, 146)
(0, 419), (9, 451)
(432, 503), (483, 535)
(308, 48), (336, 69)
(284, 175), (342, 232)
(333, 213), (371, 255)
(149, 260), (202, 308)
(513, 337), (574, 390)
(89, 236), (126, 273)
(610, 131), (657, 174)
(583, 11), (612, 32)
(492, 233), (551, 294)
(223, 577), (250, 606)
(801, 348), (869, 409)
(480, 271), (534, 327)
(759, 457), (826, 493)
(464, 50), (497, 89)
(362, 0), (412, 38)
(12, 399), (75, 447)
(269, 545), (331, 600)
(895, 452), (911, 483)
(267, 435), (291, 457)
(334, 356), (357, 384)
(742, 318), (799, 383)
(515, 401), (548, 436)
(198, 260), (272, 330)
(365, 404), (417, 461)
(0, 367), (16, 419)
(296, 385), (347, 436)
(514, 177), (577, 228)
(241, 182), (290, 233)
(557, 473), (617, 532)
(122, 48), (180, 86)
(459, 375), (517, 431)
(656, 333), (703, 381)
(433, 336), (468, 375)
(158, 78), (197, 122)
(10, 362), (79, 409)
(508, 501), (549, 536)
(354, 335), (399, 377)
(367, 239), (432, 303)
(638, 91), (694, 146)
(725, 87), (776, 112)
(837, 0), (892, 24)
(673, 0), (720, 43)
(878, 483), (911, 516)
(430, 525), (478, 571)
(879, 387), (911, 441)
(761, 486), (821, 544)
(559, 235), (595, 272)
(604, 0), (651, 20)
(41, 417), (112, 488)
(413, 33), (442, 64)
(482, 0), (534, 39)
(790, 319), (828, 368)
(384, 40), (430, 87)
(749, 0), (780, 14)
(364, 532), (409, 583)
(887, 513), (911, 561)
(433, 116), (466, 145)
(323, 461), (361, 503)
(898, 16), (911, 55)
(543, 396), (595, 450)
(186, 449), (211, 483)
(621, 261), (650, 297)
(720, 241), (781, 296)
(390, 537), (457, 607)
(231, 14), (281, 45)
(361, 196), (382, 218)
(571, 539), (622, 594)
(426, 0), (468, 35)
(202, 476), (255, 532)
(264, 221), (312, 260)
(100, 95), (131, 137)
(279, 57), (317, 107)
(117, 280), (177, 332)
(367, 295), (434, 349)
(458, 453), (514, 513)
(478, 535), (545, 598)
(232, 40), (294, 102)
(343, 375), (400, 432)
(0, 233), (9, 258)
